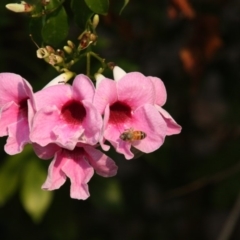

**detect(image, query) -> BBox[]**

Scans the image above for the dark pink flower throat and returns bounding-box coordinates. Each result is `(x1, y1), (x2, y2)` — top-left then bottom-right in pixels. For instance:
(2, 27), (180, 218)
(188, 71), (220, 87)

(19, 98), (29, 117)
(109, 101), (132, 124)
(61, 100), (86, 125)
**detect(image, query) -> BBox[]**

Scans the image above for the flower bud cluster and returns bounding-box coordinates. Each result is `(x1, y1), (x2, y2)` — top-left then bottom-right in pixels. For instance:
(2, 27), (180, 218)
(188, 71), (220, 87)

(0, 66), (181, 200)
(36, 40), (76, 72)
(78, 31), (98, 50)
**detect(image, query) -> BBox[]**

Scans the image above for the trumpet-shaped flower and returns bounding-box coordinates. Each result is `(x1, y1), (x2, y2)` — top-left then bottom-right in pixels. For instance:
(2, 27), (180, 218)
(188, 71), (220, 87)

(93, 67), (181, 159)
(30, 74), (102, 150)
(0, 73), (35, 154)
(148, 76), (182, 135)
(34, 143), (118, 200)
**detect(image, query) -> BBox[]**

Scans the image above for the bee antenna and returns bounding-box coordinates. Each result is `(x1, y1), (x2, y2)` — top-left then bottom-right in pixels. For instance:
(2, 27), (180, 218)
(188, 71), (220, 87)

(29, 34), (40, 49)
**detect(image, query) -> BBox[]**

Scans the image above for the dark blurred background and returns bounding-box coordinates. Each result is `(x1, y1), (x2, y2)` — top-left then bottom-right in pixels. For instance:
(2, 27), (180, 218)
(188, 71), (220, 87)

(1, 0), (240, 239)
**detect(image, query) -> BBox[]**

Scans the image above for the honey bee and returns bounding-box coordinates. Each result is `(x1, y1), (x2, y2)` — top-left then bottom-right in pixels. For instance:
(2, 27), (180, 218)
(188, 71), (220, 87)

(120, 128), (147, 142)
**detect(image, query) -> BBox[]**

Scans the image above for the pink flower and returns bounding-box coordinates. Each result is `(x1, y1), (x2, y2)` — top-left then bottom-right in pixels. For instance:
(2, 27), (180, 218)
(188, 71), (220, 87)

(94, 67), (180, 159)
(148, 76), (182, 135)
(33, 143), (118, 200)
(0, 73), (35, 154)
(30, 74), (102, 150)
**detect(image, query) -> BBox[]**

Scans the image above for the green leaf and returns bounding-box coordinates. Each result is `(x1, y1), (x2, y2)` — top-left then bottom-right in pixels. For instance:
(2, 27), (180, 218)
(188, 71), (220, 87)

(90, 177), (124, 212)
(42, 6), (68, 47)
(44, 0), (63, 13)
(29, 17), (43, 47)
(30, 3), (43, 18)
(84, 0), (109, 15)
(71, 0), (93, 29)
(120, 0), (129, 14)
(20, 159), (53, 223)
(0, 156), (23, 206)
(0, 145), (34, 206)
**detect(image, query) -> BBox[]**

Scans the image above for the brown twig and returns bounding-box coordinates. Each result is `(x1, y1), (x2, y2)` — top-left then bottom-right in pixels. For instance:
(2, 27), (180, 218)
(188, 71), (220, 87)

(162, 161), (240, 201)
(217, 191), (240, 240)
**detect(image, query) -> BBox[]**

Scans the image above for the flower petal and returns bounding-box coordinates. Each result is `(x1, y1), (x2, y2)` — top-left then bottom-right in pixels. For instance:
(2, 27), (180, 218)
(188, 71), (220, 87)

(30, 105), (83, 149)
(156, 106), (182, 135)
(0, 102), (20, 136)
(72, 74), (95, 102)
(99, 104), (111, 151)
(42, 150), (67, 191)
(148, 76), (167, 106)
(93, 79), (117, 114)
(34, 84), (72, 111)
(130, 104), (167, 153)
(4, 117), (30, 155)
(32, 143), (61, 159)
(0, 73), (32, 106)
(61, 149), (94, 200)
(84, 145), (118, 177)
(115, 140), (134, 160)
(81, 100), (102, 145)
(117, 72), (155, 109)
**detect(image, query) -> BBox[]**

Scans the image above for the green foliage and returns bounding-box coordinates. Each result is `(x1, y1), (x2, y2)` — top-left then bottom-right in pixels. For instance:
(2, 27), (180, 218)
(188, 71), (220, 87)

(29, 17), (43, 46)
(0, 145), (53, 222)
(71, 0), (93, 29)
(90, 176), (124, 212)
(120, 0), (129, 14)
(0, 151), (25, 205)
(84, 0), (109, 15)
(41, 6), (68, 47)
(20, 159), (53, 223)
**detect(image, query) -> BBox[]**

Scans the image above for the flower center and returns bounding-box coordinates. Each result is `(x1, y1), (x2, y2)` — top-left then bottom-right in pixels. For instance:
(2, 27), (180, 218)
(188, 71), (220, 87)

(19, 98), (28, 117)
(61, 100), (86, 125)
(64, 147), (84, 159)
(109, 101), (132, 125)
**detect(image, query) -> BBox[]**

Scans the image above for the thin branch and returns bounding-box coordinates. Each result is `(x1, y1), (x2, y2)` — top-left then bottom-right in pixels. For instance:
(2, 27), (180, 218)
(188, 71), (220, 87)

(86, 52), (90, 77)
(162, 161), (240, 201)
(217, 191), (240, 240)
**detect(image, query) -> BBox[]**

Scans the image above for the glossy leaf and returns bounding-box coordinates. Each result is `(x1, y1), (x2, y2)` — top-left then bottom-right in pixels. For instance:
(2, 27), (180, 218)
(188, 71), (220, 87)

(71, 0), (93, 29)
(44, 0), (64, 13)
(29, 17), (43, 47)
(84, 0), (109, 15)
(42, 6), (68, 47)
(20, 159), (53, 223)
(30, 2), (43, 18)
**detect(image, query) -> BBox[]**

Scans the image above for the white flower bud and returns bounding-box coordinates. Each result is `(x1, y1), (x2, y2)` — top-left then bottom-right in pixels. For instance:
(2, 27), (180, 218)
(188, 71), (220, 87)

(6, 1), (33, 13)
(113, 66), (127, 81)
(67, 40), (75, 49)
(63, 46), (72, 54)
(94, 73), (105, 87)
(43, 71), (75, 89)
(92, 14), (99, 29)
